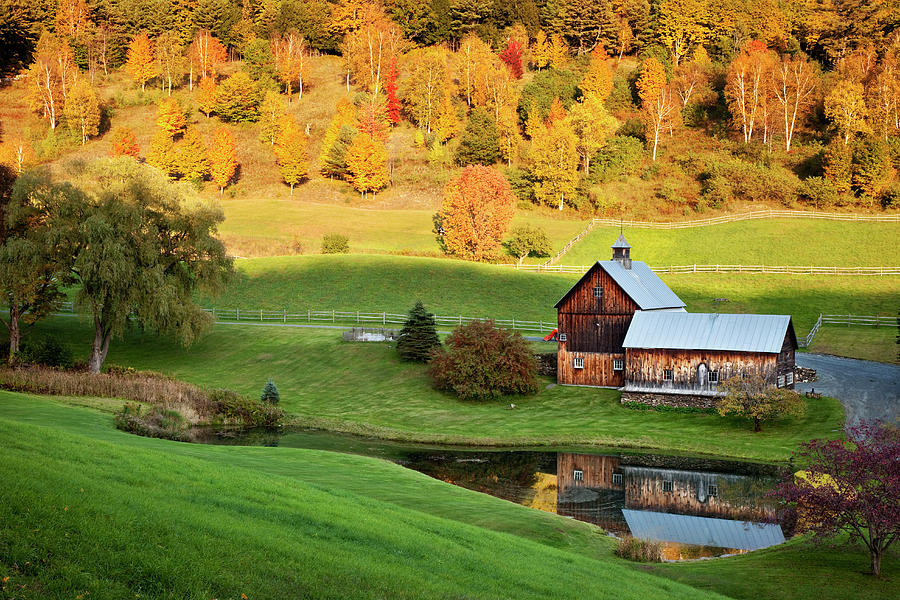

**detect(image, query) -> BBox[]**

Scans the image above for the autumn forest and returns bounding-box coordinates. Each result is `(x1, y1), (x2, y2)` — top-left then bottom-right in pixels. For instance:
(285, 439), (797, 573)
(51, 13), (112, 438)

(2, 0), (900, 254)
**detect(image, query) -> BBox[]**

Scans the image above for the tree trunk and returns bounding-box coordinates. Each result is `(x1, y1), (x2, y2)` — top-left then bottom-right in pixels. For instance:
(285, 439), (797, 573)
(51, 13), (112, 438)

(754, 416), (762, 432)
(88, 322), (112, 374)
(7, 306), (21, 364)
(872, 547), (882, 577)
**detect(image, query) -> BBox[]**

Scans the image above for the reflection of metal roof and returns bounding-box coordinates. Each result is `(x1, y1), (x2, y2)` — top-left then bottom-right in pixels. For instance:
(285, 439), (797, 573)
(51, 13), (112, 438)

(623, 311), (794, 353)
(554, 261), (686, 310)
(622, 509), (785, 551)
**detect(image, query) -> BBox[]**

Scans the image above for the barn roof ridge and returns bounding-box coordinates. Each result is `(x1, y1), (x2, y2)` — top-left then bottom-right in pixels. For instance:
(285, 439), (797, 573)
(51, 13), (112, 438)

(553, 260), (686, 310)
(623, 311), (796, 354)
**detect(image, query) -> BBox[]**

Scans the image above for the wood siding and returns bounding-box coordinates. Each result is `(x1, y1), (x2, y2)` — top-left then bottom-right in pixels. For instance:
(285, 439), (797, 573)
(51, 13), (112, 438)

(558, 347), (625, 387)
(624, 348), (777, 394)
(557, 264), (636, 386)
(776, 330), (796, 381)
(556, 265), (638, 316)
(557, 453), (622, 490)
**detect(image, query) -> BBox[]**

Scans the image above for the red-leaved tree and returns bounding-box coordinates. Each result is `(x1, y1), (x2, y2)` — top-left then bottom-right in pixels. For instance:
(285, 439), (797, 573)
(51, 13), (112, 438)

(773, 421), (900, 577)
(499, 39), (523, 79)
(385, 57), (401, 125)
(429, 319), (538, 400)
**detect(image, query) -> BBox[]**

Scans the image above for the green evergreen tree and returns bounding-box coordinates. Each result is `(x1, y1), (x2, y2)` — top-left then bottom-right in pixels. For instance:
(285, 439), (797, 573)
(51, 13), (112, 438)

(260, 380), (280, 404)
(455, 108), (501, 166)
(397, 300), (442, 362)
(321, 125), (355, 179)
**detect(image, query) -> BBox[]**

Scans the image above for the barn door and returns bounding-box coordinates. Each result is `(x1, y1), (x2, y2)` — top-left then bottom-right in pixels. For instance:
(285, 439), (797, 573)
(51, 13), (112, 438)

(697, 363), (708, 387)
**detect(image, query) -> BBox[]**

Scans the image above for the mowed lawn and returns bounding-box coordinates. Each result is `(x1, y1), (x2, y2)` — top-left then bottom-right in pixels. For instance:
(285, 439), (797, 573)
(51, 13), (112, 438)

(32, 318), (844, 462)
(204, 255), (899, 360)
(218, 199), (588, 259)
(0, 393), (719, 600)
(1, 394), (896, 600)
(563, 220), (900, 267)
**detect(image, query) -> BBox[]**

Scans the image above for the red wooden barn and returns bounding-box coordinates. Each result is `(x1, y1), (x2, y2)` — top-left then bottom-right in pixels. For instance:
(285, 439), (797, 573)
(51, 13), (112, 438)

(555, 236), (797, 403)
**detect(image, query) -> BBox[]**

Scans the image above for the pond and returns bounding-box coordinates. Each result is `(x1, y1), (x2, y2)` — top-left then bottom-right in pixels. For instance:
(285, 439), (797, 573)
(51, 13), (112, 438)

(197, 427), (791, 561)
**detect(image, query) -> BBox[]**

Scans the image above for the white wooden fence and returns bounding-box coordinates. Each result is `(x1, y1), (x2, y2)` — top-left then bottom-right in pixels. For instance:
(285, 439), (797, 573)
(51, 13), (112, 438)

(589, 209), (900, 229)
(500, 263), (900, 276)
(799, 313), (898, 348)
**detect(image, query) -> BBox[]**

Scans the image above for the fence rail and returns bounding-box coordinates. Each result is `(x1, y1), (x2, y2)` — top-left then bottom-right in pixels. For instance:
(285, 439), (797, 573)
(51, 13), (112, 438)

(500, 263), (900, 276)
(589, 209), (900, 229)
(543, 219), (598, 266)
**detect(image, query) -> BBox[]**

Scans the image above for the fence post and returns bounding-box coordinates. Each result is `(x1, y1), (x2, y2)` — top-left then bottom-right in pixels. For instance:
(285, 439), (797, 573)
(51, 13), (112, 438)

(212, 308), (216, 321)
(332, 309), (335, 323)
(260, 309), (263, 321)
(283, 309), (286, 323)
(383, 312), (386, 325)
(693, 264), (696, 273)
(307, 309), (310, 323)
(459, 315), (463, 325)
(512, 318), (516, 330)
(236, 308), (240, 320)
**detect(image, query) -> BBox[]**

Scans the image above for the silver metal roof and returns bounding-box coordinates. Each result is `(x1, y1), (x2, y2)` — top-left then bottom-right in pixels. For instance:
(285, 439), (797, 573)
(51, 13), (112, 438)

(622, 509), (785, 551)
(623, 311), (793, 353)
(611, 234), (631, 249)
(598, 260), (686, 310)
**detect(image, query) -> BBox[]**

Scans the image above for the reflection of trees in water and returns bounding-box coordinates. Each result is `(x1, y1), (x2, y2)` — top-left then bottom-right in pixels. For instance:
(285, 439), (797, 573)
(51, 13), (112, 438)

(400, 452), (548, 502)
(191, 427), (282, 447)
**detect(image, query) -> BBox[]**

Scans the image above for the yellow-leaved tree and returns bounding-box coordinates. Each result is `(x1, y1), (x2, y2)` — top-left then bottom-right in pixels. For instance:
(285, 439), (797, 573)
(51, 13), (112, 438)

(638, 57), (679, 160)
(580, 46), (614, 103)
(197, 77), (217, 118)
(657, 0), (710, 66)
(825, 79), (869, 145)
(274, 115), (309, 194)
(209, 127), (238, 194)
(126, 32), (157, 91)
(345, 133), (389, 198)
(530, 116), (579, 210)
(64, 79), (101, 144)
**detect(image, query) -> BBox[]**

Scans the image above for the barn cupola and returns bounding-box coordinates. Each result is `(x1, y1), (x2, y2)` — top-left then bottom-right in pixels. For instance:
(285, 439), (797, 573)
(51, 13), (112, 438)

(611, 234), (632, 269)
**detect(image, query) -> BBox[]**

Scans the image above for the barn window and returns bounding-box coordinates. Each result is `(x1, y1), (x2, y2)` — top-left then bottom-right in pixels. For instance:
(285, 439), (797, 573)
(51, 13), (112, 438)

(593, 286), (603, 298)
(574, 357), (584, 369)
(612, 473), (623, 485)
(663, 480), (674, 493)
(709, 370), (719, 384)
(559, 332), (567, 342)
(574, 470), (584, 481)
(663, 369), (674, 381)
(613, 359), (624, 371)
(777, 375), (785, 388)
(709, 484), (718, 498)
(786, 372), (794, 385)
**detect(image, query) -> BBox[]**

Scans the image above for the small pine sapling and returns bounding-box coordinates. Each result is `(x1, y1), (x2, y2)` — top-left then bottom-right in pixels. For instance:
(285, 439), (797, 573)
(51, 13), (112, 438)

(260, 380), (280, 404)
(397, 301), (441, 362)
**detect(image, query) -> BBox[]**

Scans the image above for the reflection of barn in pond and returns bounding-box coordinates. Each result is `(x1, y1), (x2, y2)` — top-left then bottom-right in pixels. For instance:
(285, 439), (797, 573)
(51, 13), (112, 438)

(556, 453), (784, 552)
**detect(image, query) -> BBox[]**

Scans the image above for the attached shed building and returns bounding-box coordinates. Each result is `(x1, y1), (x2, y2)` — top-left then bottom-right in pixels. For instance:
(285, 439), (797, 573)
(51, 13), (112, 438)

(555, 236), (797, 401)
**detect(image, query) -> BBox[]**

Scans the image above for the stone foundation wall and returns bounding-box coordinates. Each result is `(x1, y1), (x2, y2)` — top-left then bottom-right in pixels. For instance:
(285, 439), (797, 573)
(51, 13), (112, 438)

(621, 392), (717, 410)
(534, 353), (557, 377)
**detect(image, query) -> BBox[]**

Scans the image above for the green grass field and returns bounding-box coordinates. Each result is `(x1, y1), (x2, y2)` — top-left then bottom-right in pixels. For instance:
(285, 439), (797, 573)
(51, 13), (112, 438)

(205, 255), (899, 361)
(1, 393), (896, 600)
(30, 317), (844, 462)
(563, 220), (900, 267)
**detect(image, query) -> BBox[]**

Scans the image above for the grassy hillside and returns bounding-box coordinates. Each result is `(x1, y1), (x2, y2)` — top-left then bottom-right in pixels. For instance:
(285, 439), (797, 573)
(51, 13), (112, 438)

(211, 254), (898, 345)
(0, 393), (720, 600)
(1, 394), (896, 600)
(29, 318), (844, 461)
(563, 220), (900, 267)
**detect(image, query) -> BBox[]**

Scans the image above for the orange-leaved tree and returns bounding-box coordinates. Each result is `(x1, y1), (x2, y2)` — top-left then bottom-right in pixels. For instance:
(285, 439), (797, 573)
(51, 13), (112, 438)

(126, 32), (157, 92)
(638, 57), (678, 160)
(156, 97), (186, 138)
(580, 46), (614, 103)
(109, 127), (139, 158)
(271, 31), (306, 100)
(274, 115), (308, 194)
(436, 165), (516, 261)
(345, 133), (389, 198)
(188, 30), (227, 88)
(208, 127), (238, 194)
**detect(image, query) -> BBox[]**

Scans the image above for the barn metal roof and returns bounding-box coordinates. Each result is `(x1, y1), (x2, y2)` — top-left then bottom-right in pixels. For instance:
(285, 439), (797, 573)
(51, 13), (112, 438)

(611, 234), (631, 249)
(622, 311), (794, 353)
(622, 509), (786, 551)
(554, 261), (686, 310)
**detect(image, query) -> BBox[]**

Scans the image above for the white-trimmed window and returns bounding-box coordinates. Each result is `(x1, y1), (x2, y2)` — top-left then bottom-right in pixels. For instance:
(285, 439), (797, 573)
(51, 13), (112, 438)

(593, 286), (603, 298)
(709, 370), (719, 384)
(786, 372), (794, 385)
(574, 357), (584, 369)
(663, 369), (674, 381)
(777, 375), (785, 388)
(613, 359), (624, 371)
(709, 484), (718, 498)
(574, 469), (584, 481)
(559, 332), (567, 342)
(612, 473), (623, 486)
(663, 480), (674, 493)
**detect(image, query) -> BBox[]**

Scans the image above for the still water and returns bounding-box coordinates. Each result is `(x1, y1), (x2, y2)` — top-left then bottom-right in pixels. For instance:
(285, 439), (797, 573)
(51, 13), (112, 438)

(198, 427), (790, 561)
